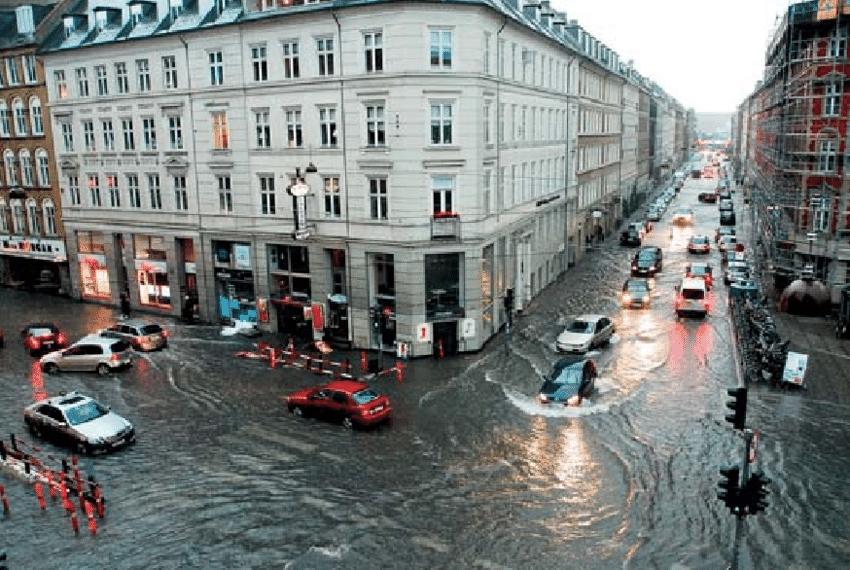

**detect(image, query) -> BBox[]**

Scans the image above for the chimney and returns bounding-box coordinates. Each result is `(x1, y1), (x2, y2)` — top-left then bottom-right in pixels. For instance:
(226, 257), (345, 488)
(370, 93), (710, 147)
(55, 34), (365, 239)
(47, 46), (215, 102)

(523, 1), (541, 21)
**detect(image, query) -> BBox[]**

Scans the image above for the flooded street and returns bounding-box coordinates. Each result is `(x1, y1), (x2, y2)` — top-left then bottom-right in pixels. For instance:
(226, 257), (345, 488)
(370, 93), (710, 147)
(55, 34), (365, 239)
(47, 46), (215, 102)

(2, 176), (849, 569)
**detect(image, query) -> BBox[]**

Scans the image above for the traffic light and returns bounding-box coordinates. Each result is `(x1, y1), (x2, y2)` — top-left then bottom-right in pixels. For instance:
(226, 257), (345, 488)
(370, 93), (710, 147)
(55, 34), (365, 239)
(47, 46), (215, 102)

(725, 387), (747, 430)
(742, 471), (770, 515)
(717, 466), (740, 512)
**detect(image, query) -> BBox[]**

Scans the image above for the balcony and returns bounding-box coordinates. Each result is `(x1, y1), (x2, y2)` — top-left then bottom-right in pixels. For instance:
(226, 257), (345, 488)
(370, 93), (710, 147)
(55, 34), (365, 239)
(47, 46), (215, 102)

(430, 213), (460, 240)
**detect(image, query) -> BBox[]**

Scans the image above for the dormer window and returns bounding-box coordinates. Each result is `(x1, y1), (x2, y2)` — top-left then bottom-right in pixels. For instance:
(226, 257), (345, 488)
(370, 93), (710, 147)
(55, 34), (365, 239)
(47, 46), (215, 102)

(169, 0), (184, 19)
(15, 6), (34, 35)
(95, 8), (121, 31)
(95, 11), (108, 31)
(63, 16), (75, 39)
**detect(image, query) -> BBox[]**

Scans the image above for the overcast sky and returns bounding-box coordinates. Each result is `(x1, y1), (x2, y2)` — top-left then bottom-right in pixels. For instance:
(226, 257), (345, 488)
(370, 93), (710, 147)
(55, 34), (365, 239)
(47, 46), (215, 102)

(552, 0), (793, 113)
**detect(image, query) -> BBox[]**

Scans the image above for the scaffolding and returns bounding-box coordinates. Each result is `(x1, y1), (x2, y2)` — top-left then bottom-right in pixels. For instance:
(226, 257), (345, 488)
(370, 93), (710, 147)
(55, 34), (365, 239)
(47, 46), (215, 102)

(748, 1), (850, 288)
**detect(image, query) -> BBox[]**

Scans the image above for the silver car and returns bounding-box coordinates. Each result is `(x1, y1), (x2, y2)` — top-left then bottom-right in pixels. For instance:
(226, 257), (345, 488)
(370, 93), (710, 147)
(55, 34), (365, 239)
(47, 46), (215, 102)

(40, 335), (133, 376)
(99, 320), (168, 351)
(24, 392), (135, 455)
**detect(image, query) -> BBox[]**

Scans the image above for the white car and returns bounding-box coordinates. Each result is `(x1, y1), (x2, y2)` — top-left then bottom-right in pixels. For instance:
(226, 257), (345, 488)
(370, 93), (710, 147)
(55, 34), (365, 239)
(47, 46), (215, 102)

(556, 315), (615, 354)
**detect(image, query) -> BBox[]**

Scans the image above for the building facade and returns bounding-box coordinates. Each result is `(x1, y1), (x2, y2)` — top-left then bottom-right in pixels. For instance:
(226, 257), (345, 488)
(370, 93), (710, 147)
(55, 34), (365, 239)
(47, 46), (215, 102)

(0, 3), (69, 294)
(620, 70), (640, 216)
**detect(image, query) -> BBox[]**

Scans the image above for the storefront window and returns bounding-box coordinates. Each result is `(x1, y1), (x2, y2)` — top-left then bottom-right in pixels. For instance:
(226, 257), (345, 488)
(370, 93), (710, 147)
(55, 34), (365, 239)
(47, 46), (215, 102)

(269, 244), (311, 299)
(373, 253), (395, 298)
(77, 231), (105, 253)
(138, 268), (171, 307)
(425, 253), (463, 319)
(214, 241), (256, 322)
(79, 256), (110, 299)
(134, 234), (167, 260)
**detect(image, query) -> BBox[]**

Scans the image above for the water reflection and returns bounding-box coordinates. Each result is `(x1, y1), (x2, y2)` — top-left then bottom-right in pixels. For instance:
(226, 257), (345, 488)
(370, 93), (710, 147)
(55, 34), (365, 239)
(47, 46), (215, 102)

(30, 359), (47, 402)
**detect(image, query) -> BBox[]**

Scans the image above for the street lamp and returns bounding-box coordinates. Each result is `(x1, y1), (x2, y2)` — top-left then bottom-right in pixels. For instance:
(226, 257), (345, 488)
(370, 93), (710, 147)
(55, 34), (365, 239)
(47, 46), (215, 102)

(288, 162), (318, 241)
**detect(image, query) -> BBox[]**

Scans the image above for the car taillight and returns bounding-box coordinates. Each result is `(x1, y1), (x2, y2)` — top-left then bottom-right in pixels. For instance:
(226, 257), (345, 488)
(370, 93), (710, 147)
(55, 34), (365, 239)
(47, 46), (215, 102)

(675, 295), (684, 308)
(111, 353), (121, 362)
(56, 333), (67, 345)
(28, 337), (40, 349)
(161, 330), (169, 338)
(131, 338), (141, 346)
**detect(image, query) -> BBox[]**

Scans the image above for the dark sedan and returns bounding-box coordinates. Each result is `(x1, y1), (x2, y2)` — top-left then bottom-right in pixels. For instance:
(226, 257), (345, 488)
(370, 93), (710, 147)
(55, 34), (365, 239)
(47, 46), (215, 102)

(698, 192), (718, 203)
(622, 278), (652, 308)
(538, 356), (597, 406)
(720, 210), (736, 226)
(620, 229), (641, 246)
(21, 323), (68, 356)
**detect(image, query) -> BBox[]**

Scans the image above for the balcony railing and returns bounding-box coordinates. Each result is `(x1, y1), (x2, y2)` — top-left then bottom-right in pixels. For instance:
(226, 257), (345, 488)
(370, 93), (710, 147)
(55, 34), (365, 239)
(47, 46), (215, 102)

(431, 213), (460, 239)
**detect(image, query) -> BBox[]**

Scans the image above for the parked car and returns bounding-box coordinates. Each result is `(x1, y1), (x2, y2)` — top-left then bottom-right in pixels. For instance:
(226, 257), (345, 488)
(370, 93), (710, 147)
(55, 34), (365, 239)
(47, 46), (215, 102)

(720, 210), (736, 226)
(622, 278), (652, 309)
(23, 392), (135, 455)
(718, 189), (732, 201)
(698, 192), (718, 203)
(716, 227), (736, 242)
(285, 380), (391, 429)
(21, 323), (68, 356)
(685, 262), (714, 290)
(99, 320), (168, 351)
(718, 235), (739, 253)
(538, 356), (597, 406)
(646, 209), (662, 222)
(722, 251), (747, 268)
(687, 234), (711, 254)
(675, 278), (710, 319)
(672, 208), (695, 225)
(40, 335), (133, 376)
(718, 199), (734, 211)
(556, 315), (615, 354)
(724, 261), (750, 286)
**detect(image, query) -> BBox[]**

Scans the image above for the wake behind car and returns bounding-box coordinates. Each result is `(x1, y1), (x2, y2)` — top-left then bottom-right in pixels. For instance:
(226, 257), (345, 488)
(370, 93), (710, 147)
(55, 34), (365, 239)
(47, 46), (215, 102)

(671, 208), (694, 225)
(687, 235), (711, 254)
(40, 335), (133, 376)
(99, 320), (168, 351)
(286, 380), (391, 429)
(556, 315), (615, 354)
(538, 356), (597, 406)
(24, 392), (135, 455)
(21, 323), (68, 356)
(622, 278), (651, 308)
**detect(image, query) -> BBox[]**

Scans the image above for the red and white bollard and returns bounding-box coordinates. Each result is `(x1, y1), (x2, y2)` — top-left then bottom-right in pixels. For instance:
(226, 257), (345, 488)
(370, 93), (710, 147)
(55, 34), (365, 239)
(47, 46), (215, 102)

(33, 482), (46, 510)
(84, 500), (97, 536)
(0, 484), (9, 515)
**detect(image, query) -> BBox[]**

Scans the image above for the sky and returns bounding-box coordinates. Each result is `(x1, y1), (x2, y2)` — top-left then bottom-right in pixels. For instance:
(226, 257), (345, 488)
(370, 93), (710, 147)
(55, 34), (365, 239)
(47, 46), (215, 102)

(552, 0), (794, 113)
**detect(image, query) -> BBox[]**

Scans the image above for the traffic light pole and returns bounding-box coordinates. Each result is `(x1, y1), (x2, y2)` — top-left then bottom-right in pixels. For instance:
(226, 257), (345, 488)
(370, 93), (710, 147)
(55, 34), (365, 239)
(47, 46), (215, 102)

(730, 429), (754, 570)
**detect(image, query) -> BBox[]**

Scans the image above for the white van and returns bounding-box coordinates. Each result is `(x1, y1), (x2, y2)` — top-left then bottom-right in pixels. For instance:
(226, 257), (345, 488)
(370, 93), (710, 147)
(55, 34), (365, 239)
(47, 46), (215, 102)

(675, 278), (709, 319)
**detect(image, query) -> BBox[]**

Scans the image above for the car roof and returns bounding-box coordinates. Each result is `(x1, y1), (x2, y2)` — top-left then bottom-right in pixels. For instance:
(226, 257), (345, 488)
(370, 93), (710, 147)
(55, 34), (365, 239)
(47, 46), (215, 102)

(23, 322), (58, 329)
(74, 335), (127, 347)
(681, 277), (707, 289)
(552, 355), (589, 371)
(689, 262), (711, 269)
(322, 380), (372, 394)
(32, 391), (94, 410)
(690, 234), (709, 240)
(575, 314), (605, 322)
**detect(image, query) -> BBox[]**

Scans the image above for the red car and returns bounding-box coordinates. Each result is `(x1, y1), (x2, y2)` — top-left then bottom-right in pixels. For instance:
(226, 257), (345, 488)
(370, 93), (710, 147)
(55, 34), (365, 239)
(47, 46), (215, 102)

(285, 380), (392, 429)
(21, 323), (68, 356)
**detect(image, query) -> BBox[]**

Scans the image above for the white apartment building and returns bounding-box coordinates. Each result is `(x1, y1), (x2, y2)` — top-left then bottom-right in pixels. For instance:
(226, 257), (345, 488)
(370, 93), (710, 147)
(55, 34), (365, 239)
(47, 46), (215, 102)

(620, 73), (640, 215)
(41, 0), (650, 356)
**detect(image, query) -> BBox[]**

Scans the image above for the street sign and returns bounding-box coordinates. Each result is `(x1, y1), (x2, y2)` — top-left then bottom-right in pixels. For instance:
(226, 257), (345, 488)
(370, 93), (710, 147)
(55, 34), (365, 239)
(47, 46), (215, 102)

(592, 210), (603, 219)
(293, 229), (311, 240)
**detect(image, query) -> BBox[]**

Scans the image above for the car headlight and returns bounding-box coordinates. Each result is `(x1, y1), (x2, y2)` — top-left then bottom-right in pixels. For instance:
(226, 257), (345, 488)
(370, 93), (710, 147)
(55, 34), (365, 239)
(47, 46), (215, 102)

(567, 395), (581, 406)
(539, 394), (548, 403)
(622, 293), (632, 303)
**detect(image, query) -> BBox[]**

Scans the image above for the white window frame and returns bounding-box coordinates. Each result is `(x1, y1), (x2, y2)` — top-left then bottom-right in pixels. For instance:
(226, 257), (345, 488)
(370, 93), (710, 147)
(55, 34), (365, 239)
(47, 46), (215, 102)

(54, 70), (68, 99)
(429, 28), (453, 69)
(317, 37), (334, 76)
(148, 173), (162, 209)
(12, 98), (27, 136)
(5, 57), (20, 85)
(818, 139), (837, 172)
(368, 176), (388, 220)
(136, 59), (151, 92)
(431, 175), (454, 215)
(430, 102), (453, 145)
(68, 175), (81, 206)
(173, 175), (188, 210)
(218, 175), (232, 213)
(212, 111), (229, 150)
(209, 50), (223, 86)
(259, 175), (276, 215)
(43, 199), (56, 235)
(19, 150), (33, 187)
(127, 174), (141, 208)
(115, 62), (129, 94)
(319, 106), (337, 147)
(255, 110), (271, 148)
(282, 40), (300, 79)
(168, 116), (183, 150)
(365, 103), (385, 147)
(23, 55), (37, 84)
(323, 175), (340, 217)
(26, 198), (40, 235)
(122, 118), (135, 150)
(163, 55), (178, 89)
(106, 174), (120, 208)
(251, 44), (268, 82)
(142, 117), (157, 150)
(95, 65), (108, 96)
(36, 149), (49, 187)
(29, 96), (43, 135)
(88, 174), (102, 207)
(364, 31), (383, 73)
(102, 119), (115, 151)
(285, 108), (302, 148)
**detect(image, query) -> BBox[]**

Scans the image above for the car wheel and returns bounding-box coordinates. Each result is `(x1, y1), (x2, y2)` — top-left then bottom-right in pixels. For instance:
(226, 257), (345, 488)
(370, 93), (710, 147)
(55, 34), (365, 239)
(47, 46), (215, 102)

(43, 363), (59, 375)
(27, 421), (41, 439)
(75, 441), (90, 456)
(342, 416), (354, 430)
(29, 349), (39, 357)
(96, 363), (110, 376)
(291, 406), (304, 417)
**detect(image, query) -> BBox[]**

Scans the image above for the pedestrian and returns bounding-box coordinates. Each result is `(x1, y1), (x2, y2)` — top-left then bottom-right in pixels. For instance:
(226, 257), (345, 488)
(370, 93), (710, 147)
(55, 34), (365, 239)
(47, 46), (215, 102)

(120, 290), (131, 320)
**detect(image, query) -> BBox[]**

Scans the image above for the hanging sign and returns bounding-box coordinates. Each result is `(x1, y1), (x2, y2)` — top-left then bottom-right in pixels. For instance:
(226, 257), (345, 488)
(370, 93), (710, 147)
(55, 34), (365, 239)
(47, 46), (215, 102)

(289, 181), (311, 240)
(233, 244), (251, 269)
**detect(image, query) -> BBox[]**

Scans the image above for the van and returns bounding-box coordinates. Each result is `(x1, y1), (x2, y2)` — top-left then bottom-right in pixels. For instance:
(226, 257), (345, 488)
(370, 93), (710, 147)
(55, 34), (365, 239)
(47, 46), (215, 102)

(675, 278), (709, 319)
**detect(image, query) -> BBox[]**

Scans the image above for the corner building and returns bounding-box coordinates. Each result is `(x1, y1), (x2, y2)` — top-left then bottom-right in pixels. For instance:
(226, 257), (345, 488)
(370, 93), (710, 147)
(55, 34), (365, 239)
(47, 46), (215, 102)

(42, 0), (650, 356)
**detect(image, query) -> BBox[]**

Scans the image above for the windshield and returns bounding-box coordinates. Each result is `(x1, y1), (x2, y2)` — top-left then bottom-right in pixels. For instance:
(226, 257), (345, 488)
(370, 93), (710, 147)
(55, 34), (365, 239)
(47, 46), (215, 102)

(352, 389), (379, 405)
(140, 324), (162, 335)
(627, 281), (648, 293)
(638, 252), (655, 262)
(65, 401), (108, 426)
(567, 320), (593, 333)
(690, 266), (708, 276)
(682, 288), (705, 300)
(691, 236), (708, 244)
(549, 365), (583, 386)
(28, 327), (56, 336)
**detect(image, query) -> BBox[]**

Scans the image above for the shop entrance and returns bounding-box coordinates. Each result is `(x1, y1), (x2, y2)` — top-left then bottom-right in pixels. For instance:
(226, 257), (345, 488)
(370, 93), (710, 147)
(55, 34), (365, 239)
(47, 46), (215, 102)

(274, 298), (312, 342)
(433, 321), (458, 356)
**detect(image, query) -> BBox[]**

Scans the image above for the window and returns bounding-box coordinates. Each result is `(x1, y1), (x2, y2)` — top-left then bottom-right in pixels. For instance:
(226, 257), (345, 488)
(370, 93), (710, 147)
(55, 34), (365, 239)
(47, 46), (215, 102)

(17, 6), (35, 35)
(366, 104), (385, 146)
(122, 118), (135, 150)
(11, 200), (24, 233)
(830, 33), (847, 58)
(60, 122), (75, 151)
(169, 0), (183, 19)
(115, 62), (128, 93)
(13, 98), (27, 136)
(127, 174), (141, 208)
(255, 111), (270, 148)
(19, 150), (32, 187)
(818, 139), (837, 172)
(54, 70), (68, 99)
(76, 67), (88, 97)
(323, 176), (340, 217)
(43, 199), (56, 235)
(27, 199), (40, 235)
(36, 149), (49, 186)
(163, 56), (178, 89)
(106, 174), (120, 207)
(82, 120), (95, 151)
(142, 117), (157, 150)
(368, 177), (388, 220)
(173, 176), (188, 210)
(0, 200), (6, 232)
(282, 41), (300, 79)
(483, 169), (491, 215)
(319, 107), (337, 147)
(5, 151), (17, 185)
(317, 37), (334, 76)
(259, 175), (275, 215)
(148, 174), (162, 209)
(286, 109), (302, 147)
(102, 119), (115, 151)
(0, 102), (8, 137)
(5, 57), (20, 85)
(67, 175), (80, 205)
(95, 65), (108, 95)
(136, 59), (150, 92)
(23, 55), (37, 84)
(483, 102), (491, 145)
(483, 32), (491, 75)
(209, 51), (223, 85)
(364, 31), (383, 73)
(431, 175), (454, 215)
(812, 197), (830, 232)
(212, 111), (229, 150)
(88, 174), (102, 207)
(168, 116), (183, 149)
(251, 45), (268, 82)
(430, 103), (453, 145)
(29, 97), (42, 135)
(218, 175), (232, 213)
(430, 29), (453, 68)
(825, 83), (841, 116)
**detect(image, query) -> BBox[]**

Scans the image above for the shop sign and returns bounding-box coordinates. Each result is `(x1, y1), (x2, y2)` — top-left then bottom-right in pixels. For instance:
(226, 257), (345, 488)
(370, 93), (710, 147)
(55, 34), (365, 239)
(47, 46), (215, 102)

(416, 323), (432, 343)
(1, 235), (67, 262)
(461, 318), (476, 339)
(782, 351), (808, 386)
(293, 196), (309, 240)
(233, 245), (251, 270)
(184, 262), (197, 274)
(134, 259), (168, 273)
(592, 210), (603, 219)
(311, 303), (324, 331)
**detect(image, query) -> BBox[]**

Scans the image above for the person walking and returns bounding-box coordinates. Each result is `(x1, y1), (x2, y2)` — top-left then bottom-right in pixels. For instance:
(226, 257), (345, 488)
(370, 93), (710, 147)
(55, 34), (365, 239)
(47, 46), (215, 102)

(120, 290), (131, 319)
